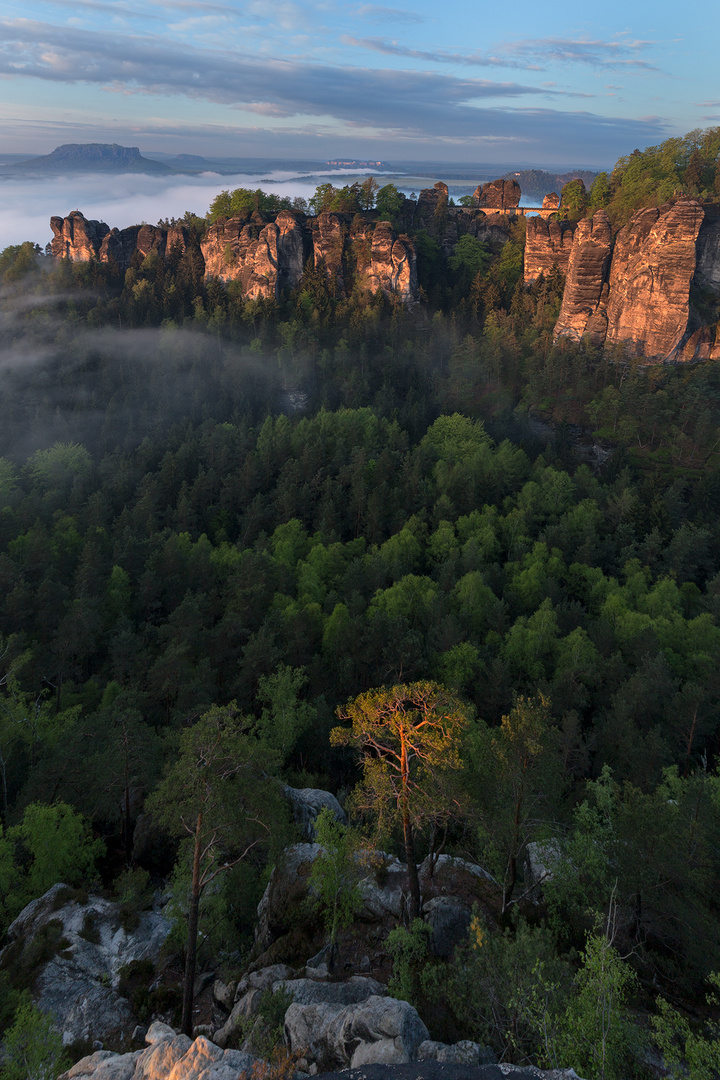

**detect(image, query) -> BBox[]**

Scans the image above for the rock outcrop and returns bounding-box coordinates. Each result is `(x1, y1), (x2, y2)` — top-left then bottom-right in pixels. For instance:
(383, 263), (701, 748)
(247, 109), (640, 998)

(284, 993), (430, 1070)
(0, 883), (170, 1047)
(59, 1021), (257, 1080)
(312, 211), (347, 289)
(524, 217), (575, 283)
(50, 211), (189, 269)
(356, 221), (418, 302)
(541, 192), (560, 217)
(283, 786), (347, 839)
(551, 197), (720, 361)
(474, 178), (522, 213)
(50, 211), (111, 262)
(553, 210), (613, 345)
(201, 210), (305, 299)
(604, 198), (705, 358)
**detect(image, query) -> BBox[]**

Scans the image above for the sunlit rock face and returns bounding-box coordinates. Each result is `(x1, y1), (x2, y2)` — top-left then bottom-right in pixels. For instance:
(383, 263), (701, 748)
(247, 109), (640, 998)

(312, 211), (346, 290)
(524, 217), (575, 284)
(553, 210), (613, 346)
(200, 210), (304, 300)
(605, 198), (705, 359)
(50, 210), (110, 261)
(50, 211), (189, 269)
(355, 220), (418, 301)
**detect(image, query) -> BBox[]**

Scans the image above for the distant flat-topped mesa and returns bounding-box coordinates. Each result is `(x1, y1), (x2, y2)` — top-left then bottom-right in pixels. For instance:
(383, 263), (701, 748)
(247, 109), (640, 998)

(13, 143), (170, 174)
(48, 208), (419, 304)
(552, 198), (720, 361)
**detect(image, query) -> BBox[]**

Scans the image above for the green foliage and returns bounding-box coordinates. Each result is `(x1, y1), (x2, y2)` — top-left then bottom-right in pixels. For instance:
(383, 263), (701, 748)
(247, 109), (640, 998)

(375, 184), (405, 223)
(0, 997), (69, 1080)
(207, 188), (292, 221)
(442, 911), (571, 1063)
(386, 918), (434, 1004)
(256, 663), (316, 762)
(552, 927), (639, 1080)
(308, 807), (363, 945)
(246, 986), (294, 1057)
(651, 973), (720, 1080)
(468, 694), (563, 912)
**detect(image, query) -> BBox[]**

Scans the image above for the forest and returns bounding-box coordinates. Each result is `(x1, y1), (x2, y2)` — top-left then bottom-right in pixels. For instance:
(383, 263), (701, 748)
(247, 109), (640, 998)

(0, 127), (720, 1080)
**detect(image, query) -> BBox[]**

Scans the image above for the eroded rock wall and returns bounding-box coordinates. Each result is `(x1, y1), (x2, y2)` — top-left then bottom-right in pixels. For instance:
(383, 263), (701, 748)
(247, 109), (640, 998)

(200, 210), (305, 300)
(356, 221), (418, 301)
(604, 198), (704, 359)
(553, 210), (613, 345)
(50, 211), (189, 269)
(50, 211), (110, 261)
(524, 217), (575, 284)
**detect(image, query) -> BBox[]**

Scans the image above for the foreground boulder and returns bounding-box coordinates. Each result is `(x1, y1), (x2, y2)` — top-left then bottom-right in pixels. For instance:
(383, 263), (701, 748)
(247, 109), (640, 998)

(0, 883), (170, 1047)
(283, 787), (347, 839)
(214, 971), (384, 1049)
(59, 1021), (257, 1080)
(285, 993), (429, 1070)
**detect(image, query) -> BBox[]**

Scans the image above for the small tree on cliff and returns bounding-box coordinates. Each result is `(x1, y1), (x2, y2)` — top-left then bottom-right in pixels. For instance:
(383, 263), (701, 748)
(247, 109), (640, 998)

(330, 681), (468, 920)
(147, 704), (287, 1036)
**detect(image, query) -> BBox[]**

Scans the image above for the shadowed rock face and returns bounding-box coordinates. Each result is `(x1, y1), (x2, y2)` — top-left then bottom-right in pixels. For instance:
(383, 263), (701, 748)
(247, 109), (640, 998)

(416, 182), (449, 227)
(553, 210), (613, 345)
(473, 178), (521, 212)
(605, 198), (704, 359)
(524, 217), (575, 284)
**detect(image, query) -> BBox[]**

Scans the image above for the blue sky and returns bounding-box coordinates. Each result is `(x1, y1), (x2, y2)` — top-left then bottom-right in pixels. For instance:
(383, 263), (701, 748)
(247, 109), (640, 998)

(1, 0), (718, 167)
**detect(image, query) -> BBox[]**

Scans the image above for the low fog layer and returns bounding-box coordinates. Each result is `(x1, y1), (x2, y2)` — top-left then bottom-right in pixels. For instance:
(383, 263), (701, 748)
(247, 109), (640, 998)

(0, 167), (543, 251)
(0, 168), (384, 250)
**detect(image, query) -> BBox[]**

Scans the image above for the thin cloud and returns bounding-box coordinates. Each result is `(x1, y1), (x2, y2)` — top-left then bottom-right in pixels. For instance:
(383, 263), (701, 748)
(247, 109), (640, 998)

(501, 36), (661, 71)
(354, 5), (426, 24)
(343, 36), (540, 71)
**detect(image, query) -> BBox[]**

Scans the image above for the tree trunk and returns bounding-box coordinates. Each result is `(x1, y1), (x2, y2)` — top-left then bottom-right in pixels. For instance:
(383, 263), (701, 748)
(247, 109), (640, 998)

(400, 736), (421, 920)
(402, 805), (421, 920)
(181, 810), (203, 1036)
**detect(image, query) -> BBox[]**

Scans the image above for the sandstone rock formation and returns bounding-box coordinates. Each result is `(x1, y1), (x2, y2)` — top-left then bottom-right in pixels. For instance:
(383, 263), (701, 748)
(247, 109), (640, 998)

(553, 210), (613, 345)
(524, 217), (575, 284)
(474, 178), (522, 213)
(1, 882), (170, 1047)
(541, 193), (560, 217)
(59, 1021), (257, 1080)
(312, 211), (347, 289)
(416, 182), (450, 227)
(356, 221), (418, 301)
(50, 211), (189, 269)
(201, 210), (305, 299)
(605, 198), (704, 359)
(50, 211), (111, 261)
(49, 207), (417, 305)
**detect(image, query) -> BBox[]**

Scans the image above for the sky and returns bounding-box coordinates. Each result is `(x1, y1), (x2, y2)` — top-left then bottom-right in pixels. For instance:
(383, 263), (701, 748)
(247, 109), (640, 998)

(1, 0), (718, 170)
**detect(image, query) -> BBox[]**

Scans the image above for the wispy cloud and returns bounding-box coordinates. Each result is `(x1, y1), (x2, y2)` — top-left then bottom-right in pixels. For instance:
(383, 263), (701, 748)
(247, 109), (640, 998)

(353, 5), (426, 24)
(500, 36), (660, 71)
(342, 35), (540, 70)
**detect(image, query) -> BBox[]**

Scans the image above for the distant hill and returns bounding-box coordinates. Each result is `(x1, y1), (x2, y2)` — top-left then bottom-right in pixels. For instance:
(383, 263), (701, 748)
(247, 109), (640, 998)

(3, 143), (170, 176)
(504, 168), (598, 202)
